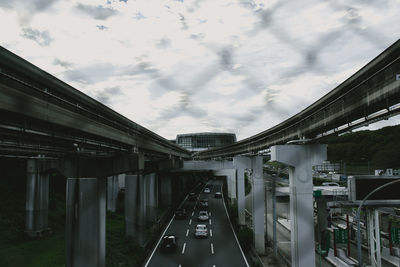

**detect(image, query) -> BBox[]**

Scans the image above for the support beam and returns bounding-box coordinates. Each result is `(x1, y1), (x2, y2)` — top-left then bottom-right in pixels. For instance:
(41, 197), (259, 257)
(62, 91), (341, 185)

(234, 156), (251, 226)
(146, 173), (158, 223)
(214, 169), (237, 204)
(25, 159), (49, 237)
(160, 176), (172, 206)
(66, 178), (106, 267)
(250, 156), (265, 254)
(107, 175), (119, 212)
(316, 196), (328, 250)
(125, 174), (147, 246)
(368, 209), (382, 267)
(271, 144), (326, 267)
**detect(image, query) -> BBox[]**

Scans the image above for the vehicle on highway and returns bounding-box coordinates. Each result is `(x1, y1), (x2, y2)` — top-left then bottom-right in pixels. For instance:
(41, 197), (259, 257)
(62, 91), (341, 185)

(160, 235), (178, 252)
(175, 208), (187, 219)
(204, 188), (211, 193)
(199, 199), (208, 208)
(322, 182), (340, 186)
(197, 210), (209, 221)
(188, 192), (198, 201)
(194, 224), (208, 238)
(214, 192), (222, 198)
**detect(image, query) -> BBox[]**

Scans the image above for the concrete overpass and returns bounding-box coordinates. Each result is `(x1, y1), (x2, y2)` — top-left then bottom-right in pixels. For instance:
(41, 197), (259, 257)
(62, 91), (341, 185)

(1, 38), (400, 267)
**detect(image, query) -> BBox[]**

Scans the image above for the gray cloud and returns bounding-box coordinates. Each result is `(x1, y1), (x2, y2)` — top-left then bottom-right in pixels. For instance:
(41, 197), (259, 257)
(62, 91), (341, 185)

(96, 25), (108, 30)
(0, 0), (12, 9)
(95, 86), (122, 105)
(156, 38), (171, 49)
(0, 0), (58, 11)
(63, 63), (116, 84)
(178, 13), (188, 30)
(75, 4), (118, 20)
(62, 61), (162, 85)
(53, 58), (73, 68)
(21, 27), (53, 46)
(152, 92), (209, 130)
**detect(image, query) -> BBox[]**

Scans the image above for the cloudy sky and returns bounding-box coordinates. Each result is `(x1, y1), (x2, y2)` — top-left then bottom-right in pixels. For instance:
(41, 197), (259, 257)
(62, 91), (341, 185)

(1, 0), (400, 140)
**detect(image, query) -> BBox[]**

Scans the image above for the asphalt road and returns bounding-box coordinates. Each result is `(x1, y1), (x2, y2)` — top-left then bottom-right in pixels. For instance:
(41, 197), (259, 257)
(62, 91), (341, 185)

(144, 179), (249, 267)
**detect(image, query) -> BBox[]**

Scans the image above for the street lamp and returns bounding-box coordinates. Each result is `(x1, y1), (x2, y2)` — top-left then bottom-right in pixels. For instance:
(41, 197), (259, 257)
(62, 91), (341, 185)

(356, 178), (400, 266)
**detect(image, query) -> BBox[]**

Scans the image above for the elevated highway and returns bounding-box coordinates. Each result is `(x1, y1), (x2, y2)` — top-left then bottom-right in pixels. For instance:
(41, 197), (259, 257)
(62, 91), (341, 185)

(0, 46), (190, 160)
(195, 39), (400, 159)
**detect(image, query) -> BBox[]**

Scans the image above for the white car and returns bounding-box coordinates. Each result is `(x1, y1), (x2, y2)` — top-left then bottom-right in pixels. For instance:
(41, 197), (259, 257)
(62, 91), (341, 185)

(194, 224), (208, 238)
(204, 188), (211, 193)
(197, 210), (209, 221)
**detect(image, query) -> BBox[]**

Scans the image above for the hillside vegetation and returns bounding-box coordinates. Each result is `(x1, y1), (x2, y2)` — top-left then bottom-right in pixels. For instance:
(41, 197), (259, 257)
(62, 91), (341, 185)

(322, 124), (400, 170)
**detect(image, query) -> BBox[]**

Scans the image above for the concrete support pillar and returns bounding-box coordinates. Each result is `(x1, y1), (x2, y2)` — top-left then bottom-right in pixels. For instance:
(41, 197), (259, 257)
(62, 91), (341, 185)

(125, 174), (146, 246)
(66, 178), (106, 267)
(25, 159), (49, 236)
(160, 176), (172, 206)
(234, 156), (251, 226)
(118, 173), (125, 188)
(316, 196), (328, 250)
(107, 175), (119, 212)
(145, 173), (158, 223)
(250, 156), (265, 254)
(271, 144), (326, 267)
(214, 169), (236, 204)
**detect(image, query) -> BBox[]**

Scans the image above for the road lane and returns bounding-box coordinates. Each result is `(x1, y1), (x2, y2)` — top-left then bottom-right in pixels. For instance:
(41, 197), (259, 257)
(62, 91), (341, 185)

(145, 179), (248, 267)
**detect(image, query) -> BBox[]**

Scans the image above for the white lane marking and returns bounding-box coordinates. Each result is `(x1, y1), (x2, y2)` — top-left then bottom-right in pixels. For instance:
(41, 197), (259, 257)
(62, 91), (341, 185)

(210, 229), (213, 237)
(189, 219), (192, 225)
(213, 265), (216, 267)
(221, 190), (250, 267)
(179, 265), (182, 267)
(209, 219), (212, 225)
(186, 229), (189, 237)
(144, 214), (176, 267)
(211, 243), (214, 254)
(182, 243), (186, 254)
(191, 211), (194, 216)
(209, 211), (211, 216)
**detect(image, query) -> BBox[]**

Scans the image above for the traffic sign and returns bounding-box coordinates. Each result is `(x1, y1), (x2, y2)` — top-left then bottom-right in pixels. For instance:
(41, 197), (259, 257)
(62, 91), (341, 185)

(334, 228), (348, 244)
(391, 227), (400, 244)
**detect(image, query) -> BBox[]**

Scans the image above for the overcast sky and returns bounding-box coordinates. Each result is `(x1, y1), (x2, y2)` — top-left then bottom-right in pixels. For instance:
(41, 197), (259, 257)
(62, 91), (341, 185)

(1, 0), (400, 140)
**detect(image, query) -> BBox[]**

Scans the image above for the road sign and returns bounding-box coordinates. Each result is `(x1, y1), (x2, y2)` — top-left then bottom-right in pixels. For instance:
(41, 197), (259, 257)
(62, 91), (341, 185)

(334, 228), (348, 244)
(391, 227), (400, 244)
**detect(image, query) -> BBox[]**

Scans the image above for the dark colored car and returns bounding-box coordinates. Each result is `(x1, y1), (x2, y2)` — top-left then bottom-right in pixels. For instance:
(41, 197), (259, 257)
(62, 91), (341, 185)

(160, 235), (178, 252)
(199, 199), (208, 208)
(214, 192), (222, 198)
(175, 208), (187, 219)
(188, 192), (198, 201)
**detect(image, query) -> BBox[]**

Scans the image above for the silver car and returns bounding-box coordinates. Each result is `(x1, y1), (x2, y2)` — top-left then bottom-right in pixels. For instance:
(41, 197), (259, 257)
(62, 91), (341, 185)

(197, 210), (209, 221)
(194, 224), (208, 238)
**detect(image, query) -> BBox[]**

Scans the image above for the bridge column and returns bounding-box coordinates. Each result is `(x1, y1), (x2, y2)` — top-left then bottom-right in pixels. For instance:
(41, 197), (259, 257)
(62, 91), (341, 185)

(107, 175), (119, 212)
(227, 170), (237, 204)
(234, 156), (251, 226)
(250, 156), (265, 254)
(146, 173), (158, 223)
(66, 178), (106, 267)
(316, 196), (329, 251)
(271, 144), (326, 267)
(25, 159), (49, 237)
(160, 176), (172, 206)
(125, 174), (147, 246)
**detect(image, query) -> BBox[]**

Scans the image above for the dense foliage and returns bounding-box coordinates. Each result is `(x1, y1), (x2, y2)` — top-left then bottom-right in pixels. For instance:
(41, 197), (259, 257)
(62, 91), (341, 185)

(323, 124), (400, 169)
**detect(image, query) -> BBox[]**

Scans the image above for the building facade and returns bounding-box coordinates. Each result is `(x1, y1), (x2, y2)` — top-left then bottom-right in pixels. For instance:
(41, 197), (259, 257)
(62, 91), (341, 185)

(176, 133), (236, 152)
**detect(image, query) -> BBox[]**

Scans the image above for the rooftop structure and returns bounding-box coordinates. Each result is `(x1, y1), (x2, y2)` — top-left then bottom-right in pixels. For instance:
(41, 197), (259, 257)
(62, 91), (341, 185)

(176, 132), (236, 152)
